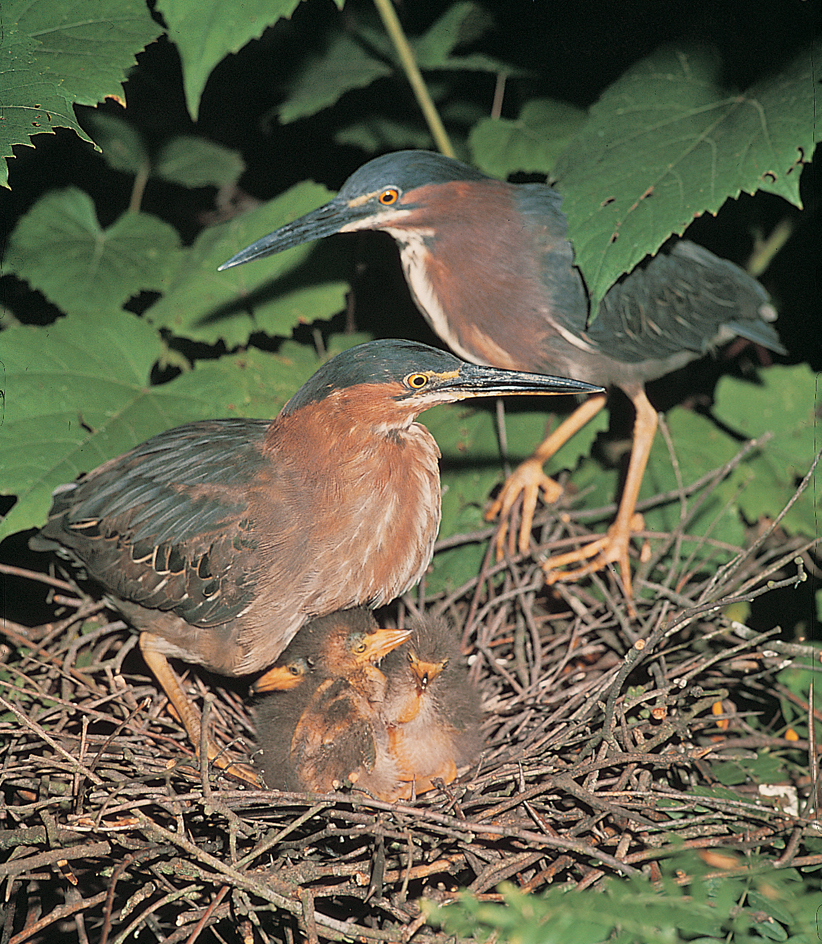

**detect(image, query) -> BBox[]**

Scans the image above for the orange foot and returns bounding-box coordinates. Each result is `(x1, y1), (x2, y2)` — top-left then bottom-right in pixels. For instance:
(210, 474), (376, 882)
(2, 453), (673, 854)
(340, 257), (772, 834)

(486, 456), (565, 560)
(542, 512), (645, 603)
(485, 393), (609, 561)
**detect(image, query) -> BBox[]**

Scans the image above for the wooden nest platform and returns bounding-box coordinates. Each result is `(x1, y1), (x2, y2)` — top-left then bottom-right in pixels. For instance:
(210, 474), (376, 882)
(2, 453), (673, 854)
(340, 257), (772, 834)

(1, 455), (819, 944)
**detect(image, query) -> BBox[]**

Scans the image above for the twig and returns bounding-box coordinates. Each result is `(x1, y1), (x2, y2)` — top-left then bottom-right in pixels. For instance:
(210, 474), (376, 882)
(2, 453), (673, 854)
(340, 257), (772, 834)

(371, 0), (454, 157)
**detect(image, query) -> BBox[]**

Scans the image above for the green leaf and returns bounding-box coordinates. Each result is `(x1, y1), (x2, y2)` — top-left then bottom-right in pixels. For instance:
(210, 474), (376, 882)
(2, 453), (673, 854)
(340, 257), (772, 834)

(21, 0), (162, 107)
(748, 891), (793, 929)
(278, 2), (518, 126)
(554, 42), (820, 315)
(469, 99), (586, 178)
(5, 188), (182, 317)
(776, 664), (816, 735)
(82, 111), (150, 176)
(156, 0), (304, 122)
(154, 136), (246, 188)
(641, 406), (747, 551)
(146, 181), (348, 345)
(0, 312), (324, 540)
(413, 2), (515, 74)
(427, 854), (818, 944)
(713, 364), (818, 535)
(691, 784), (749, 805)
(335, 117), (434, 153)
(711, 761), (751, 786)
(0, 0), (163, 188)
(422, 398), (605, 593)
(278, 31), (393, 124)
(79, 117), (247, 189)
(167, 339), (323, 419)
(750, 915), (789, 941)
(1, 311), (164, 539)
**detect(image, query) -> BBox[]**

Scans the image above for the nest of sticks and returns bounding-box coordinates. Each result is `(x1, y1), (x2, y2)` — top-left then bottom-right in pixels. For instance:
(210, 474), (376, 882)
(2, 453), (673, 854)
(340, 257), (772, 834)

(1, 443), (819, 944)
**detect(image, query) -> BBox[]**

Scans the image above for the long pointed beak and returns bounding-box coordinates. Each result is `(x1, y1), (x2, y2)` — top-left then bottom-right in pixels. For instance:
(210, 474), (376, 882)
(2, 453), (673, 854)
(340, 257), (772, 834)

(219, 197), (368, 271)
(428, 363), (604, 400)
(361, 628), (412, 663)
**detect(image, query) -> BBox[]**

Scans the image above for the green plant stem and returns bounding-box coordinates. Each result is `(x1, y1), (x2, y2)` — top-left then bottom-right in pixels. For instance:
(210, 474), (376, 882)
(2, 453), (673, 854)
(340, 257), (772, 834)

(129, 159), (150, 214)
(748, 217), (794, 277)
(372, 0), (455, 157)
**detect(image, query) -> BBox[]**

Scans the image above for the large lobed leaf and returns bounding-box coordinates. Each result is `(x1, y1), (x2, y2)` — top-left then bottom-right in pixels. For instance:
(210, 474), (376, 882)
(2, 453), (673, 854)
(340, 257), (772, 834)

(0, 0), (163, 188)
(147, 181), (349, 346)
(155, 0), (314, 122)
(154, 135), (247, 189)
(4, 181), (346, 349)
(711, 364), (818, 536)
(0, 311), (326, 540)
(5, 188), (182, 316)
(553, 42), (820, 315)
(277, 32), (394, 126)
(469, 99), (586, 179)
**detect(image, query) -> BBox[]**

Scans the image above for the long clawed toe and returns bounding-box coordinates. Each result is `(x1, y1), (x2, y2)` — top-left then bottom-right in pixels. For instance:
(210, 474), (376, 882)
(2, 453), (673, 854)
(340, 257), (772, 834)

(541, 512), (646, 603)
(487, 458), (566, 560)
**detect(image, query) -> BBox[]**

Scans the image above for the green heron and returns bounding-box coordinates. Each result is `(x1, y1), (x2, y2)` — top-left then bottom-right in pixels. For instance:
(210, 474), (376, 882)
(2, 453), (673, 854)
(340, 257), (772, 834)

(382, 615), (482, 796)
(254, 608), (410, 796)
(31, 339), (597, 776)
(220, 150), (784, 599)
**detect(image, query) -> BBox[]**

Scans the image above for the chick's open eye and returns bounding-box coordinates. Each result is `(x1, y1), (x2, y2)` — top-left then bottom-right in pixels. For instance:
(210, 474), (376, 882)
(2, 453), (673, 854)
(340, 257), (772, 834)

(405, 373), (429, 389)
(379, 187), (399, 205)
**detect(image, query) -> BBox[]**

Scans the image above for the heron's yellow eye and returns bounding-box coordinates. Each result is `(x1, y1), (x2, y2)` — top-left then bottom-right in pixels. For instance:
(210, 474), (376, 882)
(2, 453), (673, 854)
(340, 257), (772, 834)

(352, 638), (367, 654)
(405, 373), (429, 389)
(379, 188), (399, 205)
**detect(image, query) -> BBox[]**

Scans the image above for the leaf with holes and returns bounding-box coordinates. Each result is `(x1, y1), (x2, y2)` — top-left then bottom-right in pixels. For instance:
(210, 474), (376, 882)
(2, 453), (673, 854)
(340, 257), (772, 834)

(555, 42), (819, 315)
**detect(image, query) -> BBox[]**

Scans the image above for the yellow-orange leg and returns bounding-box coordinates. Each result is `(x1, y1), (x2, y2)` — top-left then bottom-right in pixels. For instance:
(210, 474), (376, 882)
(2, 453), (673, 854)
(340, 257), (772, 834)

(486, 393), (608, 558)
(541, 386), (658, 602)
(139, 633), (262, 786)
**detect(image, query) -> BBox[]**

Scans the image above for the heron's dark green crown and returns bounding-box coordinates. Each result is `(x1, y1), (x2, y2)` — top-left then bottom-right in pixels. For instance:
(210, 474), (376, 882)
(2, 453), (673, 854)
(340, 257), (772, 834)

(338, 150), (489, 201)
(280, 340), (463, 416)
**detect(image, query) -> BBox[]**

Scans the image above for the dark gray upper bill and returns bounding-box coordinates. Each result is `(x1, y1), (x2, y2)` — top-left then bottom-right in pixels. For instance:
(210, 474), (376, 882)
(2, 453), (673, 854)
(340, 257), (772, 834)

(443, 364), (603, 397)
(218, 197), (368, 271)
